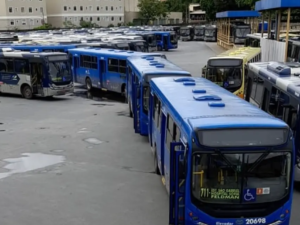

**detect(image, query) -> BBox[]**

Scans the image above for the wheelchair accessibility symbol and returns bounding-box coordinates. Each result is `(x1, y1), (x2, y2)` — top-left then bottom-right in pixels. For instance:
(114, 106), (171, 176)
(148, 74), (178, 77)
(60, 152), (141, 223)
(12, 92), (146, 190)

(243, 188), (256, 202)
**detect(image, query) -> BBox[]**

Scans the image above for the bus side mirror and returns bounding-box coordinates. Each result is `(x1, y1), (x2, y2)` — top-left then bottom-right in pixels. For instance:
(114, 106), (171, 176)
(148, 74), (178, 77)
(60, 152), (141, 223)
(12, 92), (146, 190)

(202, 66), (207, 77)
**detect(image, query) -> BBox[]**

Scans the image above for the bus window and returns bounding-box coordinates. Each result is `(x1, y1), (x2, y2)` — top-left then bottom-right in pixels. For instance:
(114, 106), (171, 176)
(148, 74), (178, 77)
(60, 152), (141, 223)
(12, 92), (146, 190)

(250, 75), (264, 106)
(142, 86), (149, 114)
(6, 58), (14, 72)
(268, 87), (290, 119)
(128, 65), (133, 83)
(108, 58), (119, 73)
(14, 59), (30, 74)
(157, 100), (161, 129)
(174, 123), (181, 142)
(165, 114), (175, 148)
(80, 55), (97, 69)
(119, 59), (126, 74)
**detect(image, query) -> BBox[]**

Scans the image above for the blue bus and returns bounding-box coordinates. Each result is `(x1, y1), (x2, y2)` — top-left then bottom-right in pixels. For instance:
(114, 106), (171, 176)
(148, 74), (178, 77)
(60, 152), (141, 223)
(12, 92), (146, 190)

(154, 31), (178, 51)
(127, 56), (191, 136)
(68, 48), (166, 94)
(0, 50), (73, 99)
(246, 61), (300, 182)
(149, 76), (294, 225)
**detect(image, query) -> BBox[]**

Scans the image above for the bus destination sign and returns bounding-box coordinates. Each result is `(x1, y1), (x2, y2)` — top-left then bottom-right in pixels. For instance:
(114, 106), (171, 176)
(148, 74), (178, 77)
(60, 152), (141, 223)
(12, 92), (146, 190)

(200, 188), (240, 200)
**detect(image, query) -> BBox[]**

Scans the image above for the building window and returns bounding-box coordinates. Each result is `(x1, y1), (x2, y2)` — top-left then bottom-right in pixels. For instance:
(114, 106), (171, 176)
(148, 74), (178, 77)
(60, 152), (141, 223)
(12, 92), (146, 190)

(80, 6), (83, 11)
(97, 17), (100, 21)
(22, 20), (26, 25)
(9, 7), (13, 13)
(119, 17), (122, 21)
(111, 17), (114, 21)
(21, 7), (25, 13)
(105, 6), (108, 11)
(111, 6), (113, 11)
(97, 6), (99, 11)
(10, 21), (14, 26)
(29, 7), (32, 13)
(74, 6), (77, 11)
(90, 17), (92, 21)
(64, 6), (67, 11)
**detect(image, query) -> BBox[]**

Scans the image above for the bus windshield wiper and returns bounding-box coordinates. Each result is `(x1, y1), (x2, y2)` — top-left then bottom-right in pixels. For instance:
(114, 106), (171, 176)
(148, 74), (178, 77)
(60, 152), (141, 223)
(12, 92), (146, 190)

(247, 151), (270, 172)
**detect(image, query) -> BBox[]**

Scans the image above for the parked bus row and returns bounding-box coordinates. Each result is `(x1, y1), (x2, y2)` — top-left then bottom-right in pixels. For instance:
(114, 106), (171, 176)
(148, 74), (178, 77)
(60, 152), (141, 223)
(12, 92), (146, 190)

(0, 45), (296, 224)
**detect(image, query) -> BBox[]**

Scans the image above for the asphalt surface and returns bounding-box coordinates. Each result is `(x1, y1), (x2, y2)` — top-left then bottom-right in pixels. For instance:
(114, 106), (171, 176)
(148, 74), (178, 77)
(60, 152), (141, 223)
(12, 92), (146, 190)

(0, 41), (299, 225)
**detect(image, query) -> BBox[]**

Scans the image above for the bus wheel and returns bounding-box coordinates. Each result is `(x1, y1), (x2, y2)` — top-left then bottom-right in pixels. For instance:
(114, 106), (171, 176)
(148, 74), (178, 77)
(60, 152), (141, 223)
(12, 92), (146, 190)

(86, 78), (92, 91)
(154, 150), (160, 175)
(22, 85), (33, 99)
(129, 100), (133, 118)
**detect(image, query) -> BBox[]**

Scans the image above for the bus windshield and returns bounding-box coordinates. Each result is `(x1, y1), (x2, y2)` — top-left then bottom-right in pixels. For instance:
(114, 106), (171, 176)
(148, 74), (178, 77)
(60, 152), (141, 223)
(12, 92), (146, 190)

(195, 29), (204, 35)
(206, 67), (242, 92)
(205, 29), (215, 37)
(235, 27), (251, 38)
(180, 29), (189, 35)
(192, 151), (291, 204)
(48, 61), (72, 84)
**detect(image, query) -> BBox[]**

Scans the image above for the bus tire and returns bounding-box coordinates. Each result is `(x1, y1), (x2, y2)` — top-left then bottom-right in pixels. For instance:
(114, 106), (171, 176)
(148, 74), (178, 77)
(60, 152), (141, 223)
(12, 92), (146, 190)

(154, 148), (160, 175)
(22, 85), (33, 99)
(86, 77), (92, 91)
(129, 100), (133, 118)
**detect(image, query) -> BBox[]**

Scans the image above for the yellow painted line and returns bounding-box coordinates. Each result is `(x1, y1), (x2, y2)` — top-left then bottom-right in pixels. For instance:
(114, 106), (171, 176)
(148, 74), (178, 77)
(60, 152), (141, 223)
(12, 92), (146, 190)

(162, 176), (166, 186)
(101, 88), (107, 91)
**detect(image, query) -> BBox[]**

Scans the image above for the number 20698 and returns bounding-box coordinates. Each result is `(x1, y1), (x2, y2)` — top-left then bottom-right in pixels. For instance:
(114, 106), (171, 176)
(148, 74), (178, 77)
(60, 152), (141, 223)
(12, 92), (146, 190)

(246, 218), (266, 224)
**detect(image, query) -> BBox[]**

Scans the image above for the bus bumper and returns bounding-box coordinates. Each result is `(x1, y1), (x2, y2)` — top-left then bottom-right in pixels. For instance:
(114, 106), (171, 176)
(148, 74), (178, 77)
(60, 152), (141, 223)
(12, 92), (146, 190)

(45, 85), (74, 96)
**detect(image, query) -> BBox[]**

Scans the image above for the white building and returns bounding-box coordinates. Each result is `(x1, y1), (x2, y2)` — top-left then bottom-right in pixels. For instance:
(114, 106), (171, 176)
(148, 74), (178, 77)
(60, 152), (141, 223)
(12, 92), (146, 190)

(0, 0), (47, 30)
(46, 0), (125, 28)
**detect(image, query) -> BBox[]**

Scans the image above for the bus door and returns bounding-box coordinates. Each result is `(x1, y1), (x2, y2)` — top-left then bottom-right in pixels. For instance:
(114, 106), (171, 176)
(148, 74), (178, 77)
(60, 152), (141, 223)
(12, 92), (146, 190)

(72, 55), (79, 83)
(163, 35), (169, 51)
(30, 62), (43, 94)
(132, 74), (141, 133)
(99, 57), (106, 89)
(169, 142), (186, 225)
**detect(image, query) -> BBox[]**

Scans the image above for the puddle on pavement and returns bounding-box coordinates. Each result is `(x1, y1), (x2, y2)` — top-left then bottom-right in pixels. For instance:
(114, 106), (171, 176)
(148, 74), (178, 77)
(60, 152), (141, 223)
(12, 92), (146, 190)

(71, 89), (125, 103)
(0, 153), (65, 180)
(83, 138), (103, 145)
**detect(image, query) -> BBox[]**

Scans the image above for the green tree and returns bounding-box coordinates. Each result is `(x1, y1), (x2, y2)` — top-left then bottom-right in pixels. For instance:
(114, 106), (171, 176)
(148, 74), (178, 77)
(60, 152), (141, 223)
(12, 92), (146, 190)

(200, 0), (217, 21)
(33, 23), (53, 30)
(80, 20), (94, 28)
(138, 0), (168, 24)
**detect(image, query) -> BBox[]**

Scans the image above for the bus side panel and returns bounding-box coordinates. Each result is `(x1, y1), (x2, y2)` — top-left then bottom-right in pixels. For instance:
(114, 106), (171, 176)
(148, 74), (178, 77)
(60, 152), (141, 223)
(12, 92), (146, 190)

(89, 68), (100, 89)
(105, 58), (122, 93)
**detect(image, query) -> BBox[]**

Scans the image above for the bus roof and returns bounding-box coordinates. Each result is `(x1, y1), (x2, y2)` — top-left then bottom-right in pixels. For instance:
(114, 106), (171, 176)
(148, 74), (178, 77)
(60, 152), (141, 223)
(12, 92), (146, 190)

(248, 61), (300, 100)
(209, 47), (261, 63)
(127, 56), (190, 76)
(150, 76), (287, 131)
(0, 50), (67, 58)
(68, 48), (164, 57)
(216, 10), (260, 18)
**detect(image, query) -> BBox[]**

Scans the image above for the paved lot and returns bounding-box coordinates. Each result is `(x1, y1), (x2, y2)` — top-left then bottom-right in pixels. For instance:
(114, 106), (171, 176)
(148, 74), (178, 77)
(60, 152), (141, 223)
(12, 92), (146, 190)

(0, 41), (299, 225)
